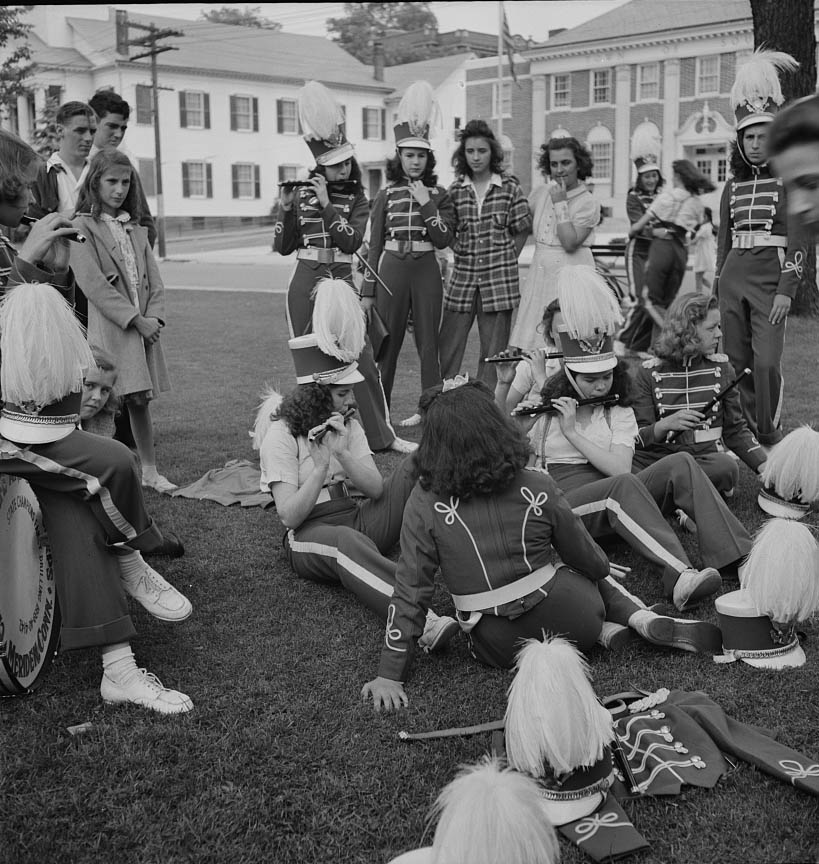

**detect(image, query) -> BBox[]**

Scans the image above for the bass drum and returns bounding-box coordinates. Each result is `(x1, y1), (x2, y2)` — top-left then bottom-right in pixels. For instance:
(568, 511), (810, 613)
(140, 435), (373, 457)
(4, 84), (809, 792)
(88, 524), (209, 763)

(0, 475), (61, 696)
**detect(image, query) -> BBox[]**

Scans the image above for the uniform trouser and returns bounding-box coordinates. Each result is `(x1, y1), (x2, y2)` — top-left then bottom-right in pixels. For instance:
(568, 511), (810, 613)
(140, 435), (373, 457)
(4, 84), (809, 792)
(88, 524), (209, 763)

(439, 293), (513, 389)
(376, 251), (443, 405)
(283, 455), (417, 618)
(631, 446), (740, 496)
(645, 237), (687, 343)
(618, 242), (654, 352)
(718, 250), (785, 446)
(625, 239), (649, 302)
(469, 568), (645, 669)
(286, 261), (396, 451)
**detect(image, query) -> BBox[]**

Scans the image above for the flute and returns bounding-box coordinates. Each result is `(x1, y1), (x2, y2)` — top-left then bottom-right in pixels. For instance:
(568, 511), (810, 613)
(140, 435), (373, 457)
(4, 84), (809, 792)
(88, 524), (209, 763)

(279, 180), (359, 193)
(20, 214), (86, 244)
(484, 350), (563, 364)
(511, 393), (620, 417)
(309, 406), (356, 443)
(666, 367), (751, 442)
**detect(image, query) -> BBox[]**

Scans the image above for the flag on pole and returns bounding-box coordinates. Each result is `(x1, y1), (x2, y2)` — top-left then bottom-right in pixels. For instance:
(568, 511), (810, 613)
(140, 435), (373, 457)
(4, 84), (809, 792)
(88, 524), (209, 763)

(501, 3), (519, 85)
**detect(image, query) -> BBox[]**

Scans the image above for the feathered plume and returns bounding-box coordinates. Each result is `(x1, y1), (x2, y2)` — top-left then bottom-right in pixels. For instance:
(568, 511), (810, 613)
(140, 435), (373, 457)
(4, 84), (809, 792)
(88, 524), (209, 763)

(731, 49), (799, 112)
(0, 283), (94, 408)
(250, 386), (283, 451)
(311, 277), (366, 363)
(761, 426), (819, 504)
(505, 635), (613, 779)
(557, 265), (624, 339)
(741, 519), (819, 625)
(630, 120), (661, 164)
(298, 80), (345, 144)
(428, 755), (560, 864)
(397, 80), (441, 138)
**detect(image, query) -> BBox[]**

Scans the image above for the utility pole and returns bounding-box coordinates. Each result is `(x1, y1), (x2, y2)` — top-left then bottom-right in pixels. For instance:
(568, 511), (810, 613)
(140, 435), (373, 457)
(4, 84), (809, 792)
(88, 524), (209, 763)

(115, 11), (182, 258)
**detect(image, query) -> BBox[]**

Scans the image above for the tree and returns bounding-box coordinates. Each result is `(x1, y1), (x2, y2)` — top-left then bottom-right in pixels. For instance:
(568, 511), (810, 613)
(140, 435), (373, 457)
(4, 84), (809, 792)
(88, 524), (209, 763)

(29, 92), (60, 157)
(750, 0), (818, 316)
(0, 6), (34, 109)
(201, 6), (281, 30)
(327, 2), (439, 65)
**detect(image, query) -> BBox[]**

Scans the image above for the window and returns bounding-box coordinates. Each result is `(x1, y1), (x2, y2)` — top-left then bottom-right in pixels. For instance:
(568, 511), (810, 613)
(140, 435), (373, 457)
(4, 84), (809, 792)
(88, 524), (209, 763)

(231, 163), (261, 199)
(717, 159), (727, 183)
(587, 125), (613, 181)
(230, 95), (259, 132)
(138, 158), (156, 197)
(46, 85), (63, 107)
(278, 165), (300, 183)
(136, 85), (153, 125)
(179, 91), (211, 129)
(276, 98), (299, 134)
(362, 107), (385, 140)
(637, 63), (659, 101)
(696, 159), (712, 180)
(492, 82), (512, 118)
(552, 74), (570, 108)
(592, 70), (611, 104)
(696, 55), (720, 95)
(181, 161), (213, 198)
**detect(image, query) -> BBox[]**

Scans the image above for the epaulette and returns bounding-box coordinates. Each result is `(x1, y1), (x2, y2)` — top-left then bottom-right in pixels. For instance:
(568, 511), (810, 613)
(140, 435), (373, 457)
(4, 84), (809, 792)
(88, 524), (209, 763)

(641, 356), (661, 368)
(706, 352), (729, 363)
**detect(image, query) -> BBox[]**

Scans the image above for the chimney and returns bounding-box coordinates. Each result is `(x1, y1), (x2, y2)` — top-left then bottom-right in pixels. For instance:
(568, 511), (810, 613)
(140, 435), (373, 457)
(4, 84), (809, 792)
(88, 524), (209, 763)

(373, 34), (385, 82)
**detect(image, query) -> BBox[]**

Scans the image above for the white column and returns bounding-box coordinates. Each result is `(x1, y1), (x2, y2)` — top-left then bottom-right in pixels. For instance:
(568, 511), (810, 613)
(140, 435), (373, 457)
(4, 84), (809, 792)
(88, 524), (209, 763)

(531, 74), (547, 189)
(662, 59), (681, 178)
(614, 64), (631, 199)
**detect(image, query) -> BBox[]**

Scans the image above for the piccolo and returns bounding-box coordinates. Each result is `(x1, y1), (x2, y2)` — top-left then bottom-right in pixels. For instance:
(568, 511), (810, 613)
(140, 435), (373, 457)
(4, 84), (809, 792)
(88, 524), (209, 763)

(20, 214), (86, 244)
(484, 351), (563, 364)
(511, 393), (620, 417)
(666, 367), (751, 442)
(279, 180), (359, 193)
(309, 406), (356, 443)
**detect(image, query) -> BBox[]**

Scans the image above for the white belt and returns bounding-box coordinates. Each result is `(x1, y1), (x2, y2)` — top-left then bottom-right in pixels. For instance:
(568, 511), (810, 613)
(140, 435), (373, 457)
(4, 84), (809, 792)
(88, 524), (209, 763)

(297, 247), (353, 264)
(450, 563), (557, 612)
(693, 426), (722, 443)
(732, 233), (788, 249)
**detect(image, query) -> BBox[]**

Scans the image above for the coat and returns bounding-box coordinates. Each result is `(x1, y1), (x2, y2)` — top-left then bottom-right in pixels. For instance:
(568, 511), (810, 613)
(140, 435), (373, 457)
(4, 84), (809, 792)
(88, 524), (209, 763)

(69, 215), (170, 397)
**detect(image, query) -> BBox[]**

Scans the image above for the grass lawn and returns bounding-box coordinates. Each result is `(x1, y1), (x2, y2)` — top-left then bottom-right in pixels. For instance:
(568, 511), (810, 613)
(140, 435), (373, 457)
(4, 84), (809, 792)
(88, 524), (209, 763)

(3, 289), (819, 864)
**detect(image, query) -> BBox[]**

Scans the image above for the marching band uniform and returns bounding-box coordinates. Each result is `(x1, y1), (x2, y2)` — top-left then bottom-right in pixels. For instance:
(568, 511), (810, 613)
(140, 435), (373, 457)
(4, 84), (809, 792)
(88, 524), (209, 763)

(632, 353), (765, 494)
(363, 81), (456, 406)
(715, 50), (807, 446)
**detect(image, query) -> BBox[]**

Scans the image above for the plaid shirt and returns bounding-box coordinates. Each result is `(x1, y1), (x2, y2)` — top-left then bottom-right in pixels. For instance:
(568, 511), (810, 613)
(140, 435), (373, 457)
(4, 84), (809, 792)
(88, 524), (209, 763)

(445, 173), (532, 313)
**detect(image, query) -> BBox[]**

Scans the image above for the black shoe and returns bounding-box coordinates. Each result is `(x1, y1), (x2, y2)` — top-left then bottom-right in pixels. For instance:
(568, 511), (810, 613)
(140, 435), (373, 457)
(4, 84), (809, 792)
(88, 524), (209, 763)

(641, 616), (722, 654)
(145, 530), (185, 559)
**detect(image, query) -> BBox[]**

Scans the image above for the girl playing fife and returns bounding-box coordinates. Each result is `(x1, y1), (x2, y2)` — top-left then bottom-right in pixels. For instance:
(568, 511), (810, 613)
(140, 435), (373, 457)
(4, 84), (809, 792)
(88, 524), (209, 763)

(71, 148), (176, 493)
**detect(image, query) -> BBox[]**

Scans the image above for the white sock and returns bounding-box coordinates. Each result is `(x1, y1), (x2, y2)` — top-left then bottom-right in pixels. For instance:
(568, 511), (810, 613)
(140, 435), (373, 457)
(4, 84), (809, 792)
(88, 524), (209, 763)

(118, 550), (147, 579)
(101, 642), (139, 684)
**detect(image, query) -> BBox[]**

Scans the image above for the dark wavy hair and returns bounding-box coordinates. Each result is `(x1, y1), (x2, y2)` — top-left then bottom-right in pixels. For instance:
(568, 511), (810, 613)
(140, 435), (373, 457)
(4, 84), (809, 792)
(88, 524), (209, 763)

(451, 120), (505, 178)
(74, 147), (143, 221)
(277, 383), (334, 438)
(416, 380), (531, 498)
(671, 159), (715, 195)
(385, 148), (438, 185)
(633, 168), (665, 194)
(537, 137), (593, 181)
(541, 360), (634, 407)
(310, 157), (364, 192)
(537, 298), (562, 346)
(654, 292), (719, 364)
(89, 90), (130, 121)
(0, 128), (40, 209)
(770, 93), (819, 157)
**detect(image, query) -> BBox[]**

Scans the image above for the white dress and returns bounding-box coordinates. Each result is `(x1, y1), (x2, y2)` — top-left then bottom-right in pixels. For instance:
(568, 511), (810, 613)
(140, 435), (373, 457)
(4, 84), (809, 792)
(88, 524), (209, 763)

(510, 183), (600, 352)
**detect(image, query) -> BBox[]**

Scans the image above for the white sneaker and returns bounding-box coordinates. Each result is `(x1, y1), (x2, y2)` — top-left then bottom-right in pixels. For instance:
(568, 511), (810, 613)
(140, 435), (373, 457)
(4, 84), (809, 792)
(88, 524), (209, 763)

(142, 473), (178, 494)
(672, 567), (721, 612)
(101, 668), (193, 714)
(418, 610), (459, 654)
(631, 611), (723, 653)
(389, 437), (418, 454)
(121, 564), (193, 622)
(398, 413), (422, 427)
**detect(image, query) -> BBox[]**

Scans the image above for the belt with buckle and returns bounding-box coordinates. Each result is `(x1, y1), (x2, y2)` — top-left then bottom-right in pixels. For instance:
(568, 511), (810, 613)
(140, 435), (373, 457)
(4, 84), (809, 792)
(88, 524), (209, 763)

(732, 233), (788, 250)
(384, 240), (434, 253)
(297, 247), (353, 264)
(316, 480), (350, 504)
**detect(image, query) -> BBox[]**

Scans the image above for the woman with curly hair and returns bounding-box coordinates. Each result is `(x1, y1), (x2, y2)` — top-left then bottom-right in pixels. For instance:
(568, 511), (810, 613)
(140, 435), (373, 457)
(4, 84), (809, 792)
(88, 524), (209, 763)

(361, 380), (722, 713)
(509, 136), (600, 352)
(631, 292), (766, 496)
(254, 290), (458, 654)
(520, 268), (751, 613)
(439, 119), (532, 388)
(363, 82), (456, 423)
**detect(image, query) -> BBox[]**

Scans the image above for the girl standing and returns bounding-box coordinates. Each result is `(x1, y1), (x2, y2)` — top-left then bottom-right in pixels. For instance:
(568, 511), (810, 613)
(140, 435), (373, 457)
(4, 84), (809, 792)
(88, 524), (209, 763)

(692, 207), (716, 293)
(509, 136), (599, 352)
(70, 148), (175, 493)
(364, 81), (456, 425)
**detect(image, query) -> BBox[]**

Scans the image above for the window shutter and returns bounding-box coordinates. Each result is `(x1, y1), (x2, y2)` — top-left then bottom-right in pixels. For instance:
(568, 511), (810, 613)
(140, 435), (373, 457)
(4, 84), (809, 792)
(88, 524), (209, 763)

(206, 163), (213, 198)
(203, 93), (211, 129)
(362, 108), (367, 138)
(231, 165), (239, 198)
(229, 95), (237, 131)
(278, 99), (285, 134)
(278, 165), (285, 183)
(254, 164), (261, 198)
(182, 162), (190, 197)
(179, 92), (187, 128)
(380, 109), (385, 140)
(252, 97), (259, 132)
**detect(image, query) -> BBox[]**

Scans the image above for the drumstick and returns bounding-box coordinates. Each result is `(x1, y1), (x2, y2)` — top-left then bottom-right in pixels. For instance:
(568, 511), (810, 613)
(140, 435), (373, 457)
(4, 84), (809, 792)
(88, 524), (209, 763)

(484, 351), (563, 363)
(353, 250), (393, 296)
(20, 214), (86, 244)
(398, 719), (505, 741)
(666, 368), (752, 442)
